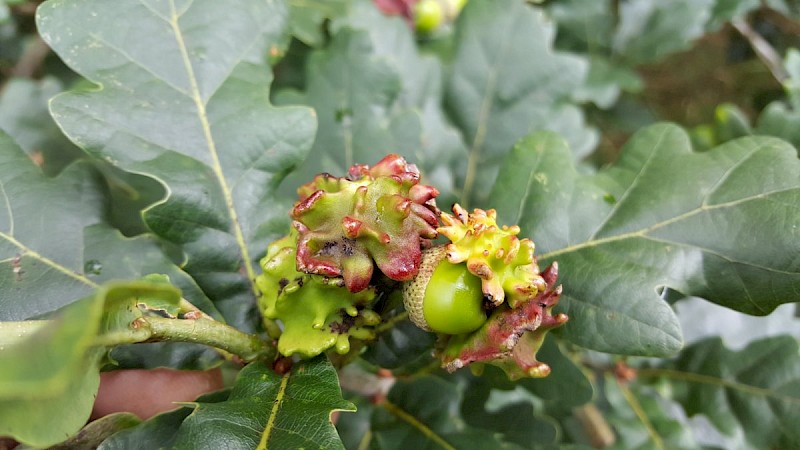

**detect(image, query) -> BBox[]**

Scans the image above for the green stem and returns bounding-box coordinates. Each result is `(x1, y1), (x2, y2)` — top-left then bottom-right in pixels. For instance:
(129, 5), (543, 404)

(143, 316), (274, 362)
(617, 378), (665, 450)
(382, 401), (455, 450)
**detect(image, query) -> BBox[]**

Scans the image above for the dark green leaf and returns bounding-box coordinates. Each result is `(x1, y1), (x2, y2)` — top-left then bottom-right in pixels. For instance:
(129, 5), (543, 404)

(460, 369), (560, 448)
(107, 342), (221, 371)
(97, 390), (231, 450)
(360, 318), (436, 372)
(82, 224), (221, 320)
(707, 0), (761, 31)
(654, 336), (800, 449)
(0, 131), (220, 327)
(518, 339), (594, 414)
(289, 0), (351, 47)
(572, 56), (643, 109)
(446, 0), (595, 206)
(547, 0), (614, 54)
(166, 358), (354, 449)
(38, 0), (317, 331)
(369, 376), (522, 449)
(336, 393), (375, 450)
(492, 125), (800, 356)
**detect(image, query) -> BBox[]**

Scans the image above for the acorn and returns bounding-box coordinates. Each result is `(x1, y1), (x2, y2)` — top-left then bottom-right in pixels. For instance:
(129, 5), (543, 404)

(402, 204), (547, 335)
(402, 246), (487, 335)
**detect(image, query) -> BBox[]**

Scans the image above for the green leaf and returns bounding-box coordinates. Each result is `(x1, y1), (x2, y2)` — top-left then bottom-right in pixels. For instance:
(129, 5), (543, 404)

(360, 318), (436, 373)
(336, 393), (375, 450)
(0, 131), (105, 320)
(612, 0), (714, 65)
(276, 26), (421, 186)
(491, 125), (800, 356)
(546, 0), (614, 54)
(571, 56), (643, 109)
(604, 376), (700, 450)
(0, 77), (83, 176)
(446, 0), (595, 206)
(0, 280), (182, 447)
(0, 131), (220, 327)
(518, 339), (594, 413)
(89, 221), (224, 370)
(15, 412), (142, 450)
(82, 224), (221, 319)
(97, 390), (231, 450)
(105, 358), (354, 449)
(289, 0), (351, 47)
(465, 339), (593, 414)
(756, 101), (800, 152)
(37, 0), (317, 331)
(332, 0), (466, 203)
(707, 0), (761, 31)
(369, 376), (523, 449)
(460, 369), (560, 447)
(650, 336), (800, 449)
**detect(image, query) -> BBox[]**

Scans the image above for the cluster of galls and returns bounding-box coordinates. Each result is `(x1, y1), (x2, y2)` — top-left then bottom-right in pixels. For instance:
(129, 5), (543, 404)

(255, 154), (567, 379)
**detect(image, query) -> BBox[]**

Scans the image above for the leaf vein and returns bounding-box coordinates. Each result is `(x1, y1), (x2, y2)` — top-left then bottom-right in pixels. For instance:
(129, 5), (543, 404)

(587, 127), (669, 240)
(460, 11), (516, 206)
(541, 186), (800, 261)
(0, 231), (97, 288)
(382, 401), (455, 450)
(700, 140), (767, 207)
(167, 0), (257, 289)
(258, 372), (290, 449)
(87, 32), (190, 97)
(512, 148), (543, 226)
(0, 180), (12, 236)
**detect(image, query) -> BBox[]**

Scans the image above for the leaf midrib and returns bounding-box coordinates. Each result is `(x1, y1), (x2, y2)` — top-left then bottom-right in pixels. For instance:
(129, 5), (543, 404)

(0, 231), (97, 288)
(258, 372), (290, 449)
(382, 400), (455, 450)
(638, 367), (800, 404)
(459, 7), (516, 206)
(167, 0), (257, 289)
(539, 186), (798, 267)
